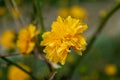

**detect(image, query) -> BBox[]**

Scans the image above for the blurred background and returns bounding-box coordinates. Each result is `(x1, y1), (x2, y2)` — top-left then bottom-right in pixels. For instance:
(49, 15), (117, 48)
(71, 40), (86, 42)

(0, 0), (120, 80)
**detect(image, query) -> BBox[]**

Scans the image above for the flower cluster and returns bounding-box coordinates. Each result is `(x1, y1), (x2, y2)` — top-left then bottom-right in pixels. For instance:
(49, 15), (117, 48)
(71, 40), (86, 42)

(58, 5), (87, 19)
(0, 24), (39, 55)
(41, 16), (87, 64)
(0, 16), (87, 65)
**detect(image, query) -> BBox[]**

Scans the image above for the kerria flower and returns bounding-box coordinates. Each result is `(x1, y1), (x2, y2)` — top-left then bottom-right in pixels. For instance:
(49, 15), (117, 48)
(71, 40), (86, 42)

(41, 16), (88, 65)
(104, 64), (117, 76)
(99, 10), (107, 18)
(0, 30), (15, 49)
(58, 6), (87, 20)
(17, 24), (39, 54)
(8, 63), (30, 80)
(58, 8), (69, 18)
(70, 5), (87, 19)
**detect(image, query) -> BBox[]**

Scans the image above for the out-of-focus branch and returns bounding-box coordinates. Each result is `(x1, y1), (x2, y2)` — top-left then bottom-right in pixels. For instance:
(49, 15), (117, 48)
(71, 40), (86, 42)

(34, 52), (57, 80)
(0, 53), (19, 58)
(34, 0), (45, 32)
(4, 0), (21, 30)
(34, 47), (53, 72)
(11, 0), (25, 26)
(34, 46), (60, 80)
(0, 56), (37, 80)
(48, 71), (57, 80)
(85, 3), (120, 53)
(70, 3), (120, 79)
(0, 53), (37, 80)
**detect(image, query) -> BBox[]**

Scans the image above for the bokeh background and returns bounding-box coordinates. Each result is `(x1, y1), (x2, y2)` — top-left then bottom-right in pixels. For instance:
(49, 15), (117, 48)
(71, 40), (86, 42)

(0, 0), (120, 80)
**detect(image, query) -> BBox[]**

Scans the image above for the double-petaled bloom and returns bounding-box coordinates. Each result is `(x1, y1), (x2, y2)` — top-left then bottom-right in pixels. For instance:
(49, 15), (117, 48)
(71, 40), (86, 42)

(41, 16), (88, 65)
(17, 24), (39, 54)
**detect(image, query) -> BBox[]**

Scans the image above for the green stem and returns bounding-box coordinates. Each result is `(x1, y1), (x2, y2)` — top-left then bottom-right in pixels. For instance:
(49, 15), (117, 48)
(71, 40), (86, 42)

(1, 57), (37, 80)
(34, 46), (56, 79)
(34, 47), (53, 72)
(11, 0), (25, 26)
(48, 71), (57, 80)
(34, 0), (45, 33)
(4, 0), (21, 30)
(86, 3), (120, 52)
(0, 53), (19, 57)
(69, 3), (120, 79)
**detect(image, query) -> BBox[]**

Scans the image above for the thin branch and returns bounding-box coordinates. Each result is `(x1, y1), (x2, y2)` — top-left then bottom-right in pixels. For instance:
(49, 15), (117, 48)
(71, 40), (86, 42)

(34, 0), (45, 32)
(4, 0), (21, 30)
(34, 47), (53, 72)
(48, 71), (57, 80)
(31, 2), (38, 25)
(11, 0), (25, 26)
(33, 46), (58, 80)
(69, 3), (120, 79)
(0, 53), (20, 58)
(0, 57), (37, 80)
(86, 3), (120, 53)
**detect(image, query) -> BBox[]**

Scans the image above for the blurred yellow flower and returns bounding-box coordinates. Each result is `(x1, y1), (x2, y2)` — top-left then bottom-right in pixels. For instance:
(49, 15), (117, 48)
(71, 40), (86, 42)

(70, 5), (87, 19)
(116, 0), (120, 3)
(99, 10), (107, 18)
(8, 63), (30, 80)
(0, 30), (15, 49)
(0, 7), (6, 16)
(41, 16), (87, 65)
(58, 8), (69, 18)
(104, 64), (117, 76)
(17, 24), (39, 54)
(58, 5), (87, 19)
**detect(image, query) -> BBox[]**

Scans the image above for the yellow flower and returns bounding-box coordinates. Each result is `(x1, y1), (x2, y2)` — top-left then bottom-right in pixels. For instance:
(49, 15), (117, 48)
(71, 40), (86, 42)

(70, 5), (87, 19)
(0, 7), (6, 16)
(116, 0), (120, 3)
(17, 24), (39, 54)
(104, 64), (117, 76)
(58, 8), (69, 18)
(99, 10), (107, 18)
(8, 63), (30, 80)
(41, 16), (87, 65)
(0, 30), (15, 49)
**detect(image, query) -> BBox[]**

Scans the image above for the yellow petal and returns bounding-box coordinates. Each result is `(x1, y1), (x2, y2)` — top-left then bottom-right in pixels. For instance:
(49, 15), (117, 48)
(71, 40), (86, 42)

(26, 42), (35, 54)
